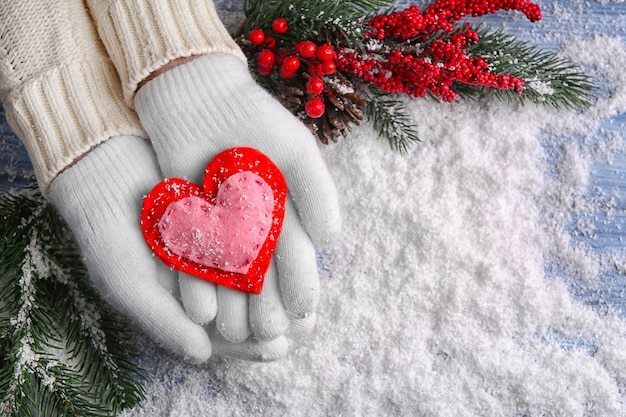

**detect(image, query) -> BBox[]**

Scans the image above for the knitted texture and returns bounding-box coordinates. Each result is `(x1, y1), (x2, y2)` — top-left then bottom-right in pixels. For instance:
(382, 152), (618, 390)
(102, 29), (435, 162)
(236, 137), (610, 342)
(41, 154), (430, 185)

(0, 1), (145, 193)
(49, 134), (289, 362)
(135, 54), (341, 343)
(85, 0), (247, 106)
(48, 135), (214, 363)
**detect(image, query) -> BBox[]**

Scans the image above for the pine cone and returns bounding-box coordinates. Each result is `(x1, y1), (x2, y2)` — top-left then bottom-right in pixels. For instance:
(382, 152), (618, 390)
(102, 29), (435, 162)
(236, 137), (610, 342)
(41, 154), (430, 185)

(273, 73), (366, 145)
(304, 72), (366, 144)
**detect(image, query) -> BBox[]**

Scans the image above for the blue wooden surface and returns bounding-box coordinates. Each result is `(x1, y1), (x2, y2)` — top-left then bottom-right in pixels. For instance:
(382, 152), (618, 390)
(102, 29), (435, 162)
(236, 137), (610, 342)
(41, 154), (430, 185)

(0, 106), (34, 194)
(1, 0), (626, 410)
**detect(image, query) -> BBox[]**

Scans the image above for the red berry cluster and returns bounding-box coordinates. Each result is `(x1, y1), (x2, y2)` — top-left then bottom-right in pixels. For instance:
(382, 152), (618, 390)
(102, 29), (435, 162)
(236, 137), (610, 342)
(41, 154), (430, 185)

(424, 0), (541, 27)
(337, 0), (535, 101)
(368, 0), (541, 40)
(247, 19), (339, 118)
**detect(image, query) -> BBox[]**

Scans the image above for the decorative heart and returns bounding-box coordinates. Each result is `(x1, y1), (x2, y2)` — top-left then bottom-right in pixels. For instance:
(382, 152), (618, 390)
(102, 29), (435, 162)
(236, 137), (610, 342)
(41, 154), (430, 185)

(141, 147), (287, 294)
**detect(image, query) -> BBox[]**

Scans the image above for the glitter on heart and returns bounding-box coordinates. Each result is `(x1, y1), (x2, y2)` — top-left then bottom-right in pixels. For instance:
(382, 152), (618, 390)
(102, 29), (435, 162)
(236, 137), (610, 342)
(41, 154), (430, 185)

(141, 147), (287, 294)
(159, 171), (274, 274)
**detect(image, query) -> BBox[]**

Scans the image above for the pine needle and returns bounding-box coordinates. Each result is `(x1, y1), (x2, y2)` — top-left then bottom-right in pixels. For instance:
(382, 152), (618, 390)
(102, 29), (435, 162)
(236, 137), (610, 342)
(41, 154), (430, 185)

(459, 26), (596, 110)
(366, 93), (421, 153)
(242, 0), (394, 49)
(0, 187), (144, 417)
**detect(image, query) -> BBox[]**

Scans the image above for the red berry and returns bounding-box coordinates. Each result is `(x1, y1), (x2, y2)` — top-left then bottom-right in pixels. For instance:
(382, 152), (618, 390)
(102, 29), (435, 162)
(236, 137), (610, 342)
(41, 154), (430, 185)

(258, 63), (274, 75)
(308, 63), (324, 77)
(321, 60), (336, 74)
(279, 66), (296, 78)
(279, 69), (295, 78)
(264, 36), (276, 48)
(316, 43), (336, 61)
(305, 98), (325, 118)
(306, 77), (325, 95)
(272, 18), (289, 34)
(297, 41), (317, 58)
(249, 29), (265, 45)
(281, 56), (301, 72)
(258, 50), (275, 66)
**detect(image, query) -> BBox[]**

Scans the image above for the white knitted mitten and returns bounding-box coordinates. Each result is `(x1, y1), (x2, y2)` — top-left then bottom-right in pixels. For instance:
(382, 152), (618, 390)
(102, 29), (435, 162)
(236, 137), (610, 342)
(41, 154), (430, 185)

(49, 135), (288, 362)
(135, 53), (341, 344)
(48, 135), (212, 362)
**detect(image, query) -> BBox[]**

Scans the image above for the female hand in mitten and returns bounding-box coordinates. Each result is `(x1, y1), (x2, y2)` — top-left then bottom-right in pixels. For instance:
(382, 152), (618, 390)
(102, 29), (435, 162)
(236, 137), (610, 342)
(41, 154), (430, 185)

(3, 0), (310, 363)
(49, 135), (289, 362)
(0, 0), (285, 363)
(135, 53), (341, 344)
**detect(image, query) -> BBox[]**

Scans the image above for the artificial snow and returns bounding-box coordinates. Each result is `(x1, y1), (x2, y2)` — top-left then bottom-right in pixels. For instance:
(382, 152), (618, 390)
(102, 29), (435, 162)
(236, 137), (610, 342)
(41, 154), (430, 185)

(120, 27), (626, 416)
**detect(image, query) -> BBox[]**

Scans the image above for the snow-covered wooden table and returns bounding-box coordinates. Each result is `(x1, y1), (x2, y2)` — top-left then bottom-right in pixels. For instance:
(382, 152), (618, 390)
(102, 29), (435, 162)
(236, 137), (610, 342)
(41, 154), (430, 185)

(2, 1), (626, 415)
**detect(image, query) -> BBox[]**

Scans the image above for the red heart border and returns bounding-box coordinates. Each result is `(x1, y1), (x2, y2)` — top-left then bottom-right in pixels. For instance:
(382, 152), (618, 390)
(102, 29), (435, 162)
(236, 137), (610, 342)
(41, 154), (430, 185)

(141, 147), (287, 294)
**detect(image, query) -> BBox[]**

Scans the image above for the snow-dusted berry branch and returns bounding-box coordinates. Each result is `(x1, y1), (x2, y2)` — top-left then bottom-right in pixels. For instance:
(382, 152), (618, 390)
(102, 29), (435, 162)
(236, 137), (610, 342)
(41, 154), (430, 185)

(235, 0), (595, 151)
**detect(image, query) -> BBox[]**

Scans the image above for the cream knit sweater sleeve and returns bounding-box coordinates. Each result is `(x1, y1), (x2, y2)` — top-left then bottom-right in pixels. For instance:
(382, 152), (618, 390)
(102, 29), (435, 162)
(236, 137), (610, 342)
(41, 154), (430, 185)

(0, 1), (145, 193)
(85, 0), (246, 106)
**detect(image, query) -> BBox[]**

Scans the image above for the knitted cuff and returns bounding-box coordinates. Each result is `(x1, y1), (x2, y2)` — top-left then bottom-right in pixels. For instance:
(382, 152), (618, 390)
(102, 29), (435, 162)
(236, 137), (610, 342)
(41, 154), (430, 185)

(49, 135), (160, 227)
(86, 0), (247, 106)
(4, 59), (146, 194)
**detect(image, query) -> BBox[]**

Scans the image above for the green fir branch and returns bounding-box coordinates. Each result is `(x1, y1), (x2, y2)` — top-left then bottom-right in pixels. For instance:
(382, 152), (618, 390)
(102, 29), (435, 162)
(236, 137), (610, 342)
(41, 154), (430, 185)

(460, 26), (596, 110)
(0, 188), (144, 417)
(241, 0), (393, 49)
(366, 92), (421, 153)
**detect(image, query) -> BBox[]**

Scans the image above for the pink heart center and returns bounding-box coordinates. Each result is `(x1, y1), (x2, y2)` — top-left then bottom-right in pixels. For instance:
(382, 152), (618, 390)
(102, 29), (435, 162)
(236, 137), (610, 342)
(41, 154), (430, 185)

(158, 172), (274, 274)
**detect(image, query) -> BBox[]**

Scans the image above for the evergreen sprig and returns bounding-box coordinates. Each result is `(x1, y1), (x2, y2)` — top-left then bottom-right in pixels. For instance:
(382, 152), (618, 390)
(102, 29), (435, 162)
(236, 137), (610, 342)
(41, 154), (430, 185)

(241, 0), (394, 49)
(459, 26), (596, 110)
(0, 188), (144, 417)
(236, 1), (596, 153)
(366, 92), (421, 153)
